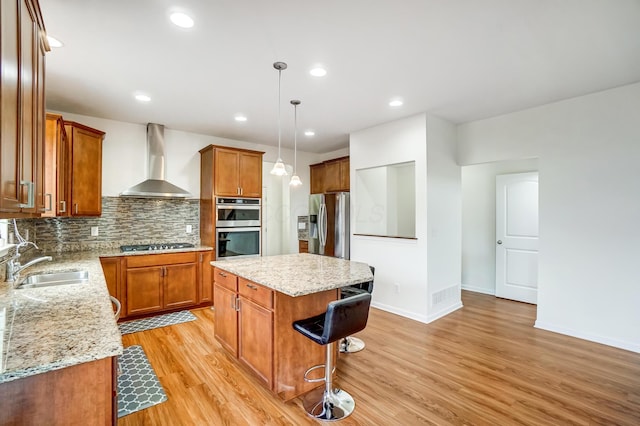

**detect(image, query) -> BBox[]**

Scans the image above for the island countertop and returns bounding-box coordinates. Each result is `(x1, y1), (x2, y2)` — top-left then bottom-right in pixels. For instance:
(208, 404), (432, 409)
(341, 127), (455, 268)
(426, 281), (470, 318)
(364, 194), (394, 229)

(211, 253), (373, 297)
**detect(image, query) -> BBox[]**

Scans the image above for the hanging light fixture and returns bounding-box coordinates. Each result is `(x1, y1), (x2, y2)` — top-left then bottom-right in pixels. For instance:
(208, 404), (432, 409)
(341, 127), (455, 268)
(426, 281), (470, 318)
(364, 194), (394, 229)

(270, 61), (288, 176)
(289, 99), (302, 187)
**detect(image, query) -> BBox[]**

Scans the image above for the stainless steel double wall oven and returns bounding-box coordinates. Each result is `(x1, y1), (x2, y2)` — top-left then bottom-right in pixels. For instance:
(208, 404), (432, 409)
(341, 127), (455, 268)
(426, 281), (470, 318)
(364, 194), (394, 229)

(215, 197), (261, 259)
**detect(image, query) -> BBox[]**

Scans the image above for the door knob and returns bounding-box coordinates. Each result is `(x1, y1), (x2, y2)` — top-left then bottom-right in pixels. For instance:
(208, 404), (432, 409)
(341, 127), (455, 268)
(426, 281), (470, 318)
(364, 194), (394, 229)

(497, 240), (503, 245)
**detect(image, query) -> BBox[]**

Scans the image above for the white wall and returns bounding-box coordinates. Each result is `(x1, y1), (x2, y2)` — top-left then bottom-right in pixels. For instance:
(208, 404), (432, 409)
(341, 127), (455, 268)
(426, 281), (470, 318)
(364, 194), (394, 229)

(56, 111), (321, 254)
(350, 113), (461, 323)
(461, 159), (539, 295)
(458, 82), (640, 353)
(425, 115), (462, 321)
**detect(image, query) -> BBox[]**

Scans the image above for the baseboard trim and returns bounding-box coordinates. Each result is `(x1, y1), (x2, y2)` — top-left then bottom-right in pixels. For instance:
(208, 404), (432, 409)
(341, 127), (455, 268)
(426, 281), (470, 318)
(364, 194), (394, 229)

(461, 285), (495, 296)
(534, 321), (640, 354)
(371, 300), (463, 325)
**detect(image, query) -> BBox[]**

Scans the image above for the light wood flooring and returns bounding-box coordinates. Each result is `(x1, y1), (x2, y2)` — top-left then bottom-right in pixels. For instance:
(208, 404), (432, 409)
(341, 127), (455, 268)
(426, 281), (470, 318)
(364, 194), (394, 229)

(119, 291), (640, 425)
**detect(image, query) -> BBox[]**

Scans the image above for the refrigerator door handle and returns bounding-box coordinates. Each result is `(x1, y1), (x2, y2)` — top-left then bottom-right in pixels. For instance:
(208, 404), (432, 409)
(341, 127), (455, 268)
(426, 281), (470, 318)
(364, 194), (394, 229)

(319, 203), (327, 248)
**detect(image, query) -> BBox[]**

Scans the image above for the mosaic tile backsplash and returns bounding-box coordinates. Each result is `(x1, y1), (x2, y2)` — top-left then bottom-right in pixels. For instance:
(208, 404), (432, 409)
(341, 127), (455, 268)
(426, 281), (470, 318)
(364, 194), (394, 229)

(12, 197), (200, 253)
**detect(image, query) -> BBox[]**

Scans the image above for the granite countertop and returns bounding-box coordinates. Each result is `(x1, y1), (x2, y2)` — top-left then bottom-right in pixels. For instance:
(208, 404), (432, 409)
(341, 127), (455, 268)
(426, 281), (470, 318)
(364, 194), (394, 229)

(211, 253), (373, 297)
(0, 245), (213, 384)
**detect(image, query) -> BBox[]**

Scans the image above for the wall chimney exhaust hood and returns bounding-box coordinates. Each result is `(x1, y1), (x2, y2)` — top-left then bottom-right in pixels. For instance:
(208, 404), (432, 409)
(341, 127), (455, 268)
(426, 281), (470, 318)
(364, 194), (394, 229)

(120, 123), (192, 198)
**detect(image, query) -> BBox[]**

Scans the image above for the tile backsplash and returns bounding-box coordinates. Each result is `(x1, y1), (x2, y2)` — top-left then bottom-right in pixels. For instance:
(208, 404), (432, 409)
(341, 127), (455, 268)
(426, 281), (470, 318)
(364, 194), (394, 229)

(13, 196), (200, 253)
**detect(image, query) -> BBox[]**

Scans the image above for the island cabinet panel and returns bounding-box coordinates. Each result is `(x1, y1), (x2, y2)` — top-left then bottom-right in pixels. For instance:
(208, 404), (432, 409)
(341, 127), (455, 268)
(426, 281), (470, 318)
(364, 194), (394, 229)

(214, 283), (238, 356)
(0, 356), (116, 425)
(238, 297), (273, 388)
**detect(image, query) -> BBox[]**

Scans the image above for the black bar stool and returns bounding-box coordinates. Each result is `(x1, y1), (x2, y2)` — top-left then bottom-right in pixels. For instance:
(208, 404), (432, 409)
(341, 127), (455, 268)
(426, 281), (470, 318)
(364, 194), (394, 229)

(340, 266), (375, 353)
(292, 292), (372, 421)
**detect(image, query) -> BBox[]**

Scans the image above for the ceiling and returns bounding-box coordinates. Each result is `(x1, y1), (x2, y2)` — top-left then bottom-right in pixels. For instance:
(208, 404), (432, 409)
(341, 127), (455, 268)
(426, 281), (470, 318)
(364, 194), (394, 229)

(40, 0), (640, 154)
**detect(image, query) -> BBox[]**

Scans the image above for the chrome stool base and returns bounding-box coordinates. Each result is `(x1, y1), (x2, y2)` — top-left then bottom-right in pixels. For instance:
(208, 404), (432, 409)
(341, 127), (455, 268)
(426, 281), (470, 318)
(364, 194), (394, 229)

(340, 337), (365, 353)
(302, 387), (355, 421)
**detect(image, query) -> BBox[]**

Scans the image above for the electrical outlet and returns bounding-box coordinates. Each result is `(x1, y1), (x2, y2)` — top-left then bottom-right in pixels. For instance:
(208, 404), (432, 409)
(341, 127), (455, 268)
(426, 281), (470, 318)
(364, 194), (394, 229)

(394, 283), (400, 294)
(91, 226), (99, 237)
(186, 225), (193, 234)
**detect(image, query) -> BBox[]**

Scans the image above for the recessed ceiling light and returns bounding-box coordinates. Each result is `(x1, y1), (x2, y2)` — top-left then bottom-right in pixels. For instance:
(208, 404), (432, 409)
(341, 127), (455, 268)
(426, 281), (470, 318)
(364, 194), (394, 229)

(170, 12), (194, 28)
(304, 130), (315, 136)
(134, 94), (151, 102)
(389, 99), (403, 107)
(309, 67), (327, 77)
(47, 35), (63, 48)
(234, 115), (247, 122)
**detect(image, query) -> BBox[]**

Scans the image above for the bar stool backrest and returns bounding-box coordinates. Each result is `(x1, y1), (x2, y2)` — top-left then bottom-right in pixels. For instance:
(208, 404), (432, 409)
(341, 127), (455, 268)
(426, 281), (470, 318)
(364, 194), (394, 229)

(321, 293), (372, 345)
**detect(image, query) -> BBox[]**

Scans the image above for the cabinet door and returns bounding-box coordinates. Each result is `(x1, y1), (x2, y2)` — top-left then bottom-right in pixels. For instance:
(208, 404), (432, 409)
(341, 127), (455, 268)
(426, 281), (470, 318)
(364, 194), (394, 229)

(42, 114), (61, 217)
(339, 157), (350, 191)
(238, 298), (273, 388)
(214, 284), (238, 356)
(310, 164), (324, 194)
(0, 0), (22, 213)
(198, 251), (213, 303)
(238, 152), (262, 197)
(126, 266), (163, 316)
(164, 263), (197, 309)
(100, 257), (121, 300)
(67, 124), (103, 216)
(214, 148), (239, 196)
(323, 161), (341, 193)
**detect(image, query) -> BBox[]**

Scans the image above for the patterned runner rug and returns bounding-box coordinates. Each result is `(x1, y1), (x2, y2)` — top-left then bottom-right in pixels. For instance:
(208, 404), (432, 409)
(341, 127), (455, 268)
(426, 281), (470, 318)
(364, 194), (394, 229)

(117, 345), (167, 418)
(118, 310), (197, 335)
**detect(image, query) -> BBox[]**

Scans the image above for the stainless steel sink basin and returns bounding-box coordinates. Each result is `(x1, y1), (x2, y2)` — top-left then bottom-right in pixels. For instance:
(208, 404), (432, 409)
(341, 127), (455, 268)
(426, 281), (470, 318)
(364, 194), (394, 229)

(16, 270), (89, 289)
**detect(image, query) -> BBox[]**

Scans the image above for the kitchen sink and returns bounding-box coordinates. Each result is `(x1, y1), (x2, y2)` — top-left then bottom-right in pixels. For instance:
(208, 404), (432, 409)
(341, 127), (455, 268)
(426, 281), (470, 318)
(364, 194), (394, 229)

(16, 270), (89, 289)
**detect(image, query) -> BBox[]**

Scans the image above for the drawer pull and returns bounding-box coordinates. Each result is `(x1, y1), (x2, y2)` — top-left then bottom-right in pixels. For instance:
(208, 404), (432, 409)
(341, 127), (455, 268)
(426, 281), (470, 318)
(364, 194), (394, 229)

(246, 283), (257, 290)
(219, 271), (227, 277)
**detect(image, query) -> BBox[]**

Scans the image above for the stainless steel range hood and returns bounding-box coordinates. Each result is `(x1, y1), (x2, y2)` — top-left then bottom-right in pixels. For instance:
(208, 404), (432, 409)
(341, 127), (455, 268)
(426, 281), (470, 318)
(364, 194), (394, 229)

(120, 123), (192, 198)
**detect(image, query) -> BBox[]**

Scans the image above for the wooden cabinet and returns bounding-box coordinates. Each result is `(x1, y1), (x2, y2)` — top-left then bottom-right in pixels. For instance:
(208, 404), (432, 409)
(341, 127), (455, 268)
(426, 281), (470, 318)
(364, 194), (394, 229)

(198, 250), (213, 303)
(298, 240), (309, 253)
(124, 252), (198, 318)
(309, 156), (349, 194)
(0, 0), (49, 217)
(42, 113), (68, 216)
(64, 121), (105, 216)
(100, 256), (122, 302)
(0, 356), (116, 425)
(213, 146), (263, 197)
(199, 145), (264, 247)
(213, 268), (274, 388)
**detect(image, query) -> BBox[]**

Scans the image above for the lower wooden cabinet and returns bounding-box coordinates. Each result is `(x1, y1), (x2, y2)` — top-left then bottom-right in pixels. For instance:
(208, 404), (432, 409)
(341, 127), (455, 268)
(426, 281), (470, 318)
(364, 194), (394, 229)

(213, 269), (274, 387)
(0, 356), (116, 425)
(100, 250), (212, 320)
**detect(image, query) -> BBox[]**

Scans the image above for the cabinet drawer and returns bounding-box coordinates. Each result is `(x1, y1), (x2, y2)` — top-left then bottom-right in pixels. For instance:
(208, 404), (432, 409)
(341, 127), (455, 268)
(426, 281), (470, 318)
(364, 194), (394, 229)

(214, 268), (238, 291)
(239, 278), (273, 309)
(126, 252), (196, 268)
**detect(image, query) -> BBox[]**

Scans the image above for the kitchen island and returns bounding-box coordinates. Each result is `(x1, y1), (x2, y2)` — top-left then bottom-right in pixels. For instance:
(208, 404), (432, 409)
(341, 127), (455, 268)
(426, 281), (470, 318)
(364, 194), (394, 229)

(211, 253), (373, 401)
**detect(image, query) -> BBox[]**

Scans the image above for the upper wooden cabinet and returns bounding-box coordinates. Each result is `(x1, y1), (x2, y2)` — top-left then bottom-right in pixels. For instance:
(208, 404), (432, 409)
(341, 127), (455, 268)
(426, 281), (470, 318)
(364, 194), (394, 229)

(0, 0), (49, 217)
(199, 145), (264, 247)
(64, 121), (105, 216)
(211, 146), (263, 197)
(309, 156), (350, 194)
(42, 113), (66, 216)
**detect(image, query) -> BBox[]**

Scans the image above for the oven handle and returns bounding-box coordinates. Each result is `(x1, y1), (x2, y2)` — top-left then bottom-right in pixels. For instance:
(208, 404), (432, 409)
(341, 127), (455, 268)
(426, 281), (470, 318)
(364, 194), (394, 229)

(216, 227), (261, 232)
(216, 205), (261, 210)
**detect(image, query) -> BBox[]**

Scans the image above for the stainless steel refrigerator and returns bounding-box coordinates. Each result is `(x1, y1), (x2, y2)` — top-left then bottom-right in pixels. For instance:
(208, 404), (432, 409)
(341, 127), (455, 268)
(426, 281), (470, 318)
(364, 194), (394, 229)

(308, 192), (350, 259)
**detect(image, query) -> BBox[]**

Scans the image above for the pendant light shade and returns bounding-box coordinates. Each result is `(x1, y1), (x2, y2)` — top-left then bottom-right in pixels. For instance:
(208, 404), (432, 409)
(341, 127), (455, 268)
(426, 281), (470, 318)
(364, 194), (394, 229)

(289, 99), (302, 186)
(271, 62), (288, 176)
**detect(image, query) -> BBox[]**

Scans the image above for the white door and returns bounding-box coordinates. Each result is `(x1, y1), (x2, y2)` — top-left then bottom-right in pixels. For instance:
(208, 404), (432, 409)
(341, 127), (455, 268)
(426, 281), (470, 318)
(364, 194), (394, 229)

(495, 172), (539, 304)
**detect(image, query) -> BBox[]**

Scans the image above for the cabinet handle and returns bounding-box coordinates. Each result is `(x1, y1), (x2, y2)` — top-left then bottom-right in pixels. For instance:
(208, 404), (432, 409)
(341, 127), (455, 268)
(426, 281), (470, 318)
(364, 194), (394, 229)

(199, 253), (203, 262)
(235, 298), (240, 311)
(45, 194), (53, 211)
(59, 200), (66, 213)
(19, 181), (35, 208)
(219, 271), (227, 277)
(74, 203), (78, 214)
(246, 283), (257, 290)
(237, 187), (241, 195)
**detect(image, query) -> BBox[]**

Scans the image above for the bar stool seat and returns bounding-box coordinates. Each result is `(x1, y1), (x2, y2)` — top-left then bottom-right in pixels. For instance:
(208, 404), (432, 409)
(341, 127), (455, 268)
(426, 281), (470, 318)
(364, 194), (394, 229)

(293, 292), (372, 421)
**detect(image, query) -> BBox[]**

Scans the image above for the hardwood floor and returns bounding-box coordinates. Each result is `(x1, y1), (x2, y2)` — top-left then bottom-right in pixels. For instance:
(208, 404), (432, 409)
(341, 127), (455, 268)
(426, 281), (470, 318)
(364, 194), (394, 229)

(119, 291), (640, 425)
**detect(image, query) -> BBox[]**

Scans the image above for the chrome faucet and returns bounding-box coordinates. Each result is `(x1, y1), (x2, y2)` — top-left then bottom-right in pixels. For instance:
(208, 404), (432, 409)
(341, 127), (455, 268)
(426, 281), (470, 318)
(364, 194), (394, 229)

(5, 249), (53, 283)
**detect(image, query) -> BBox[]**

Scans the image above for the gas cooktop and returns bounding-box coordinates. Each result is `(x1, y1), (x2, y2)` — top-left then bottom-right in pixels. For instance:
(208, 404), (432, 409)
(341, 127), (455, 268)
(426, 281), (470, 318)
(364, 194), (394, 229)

(119, 242), (195, 252)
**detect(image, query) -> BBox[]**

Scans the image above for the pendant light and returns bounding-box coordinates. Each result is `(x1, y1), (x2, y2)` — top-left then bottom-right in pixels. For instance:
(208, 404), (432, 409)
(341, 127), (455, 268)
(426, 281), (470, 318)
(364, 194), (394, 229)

(270, 61), (288, 176)
(289, 100), (302, 186)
